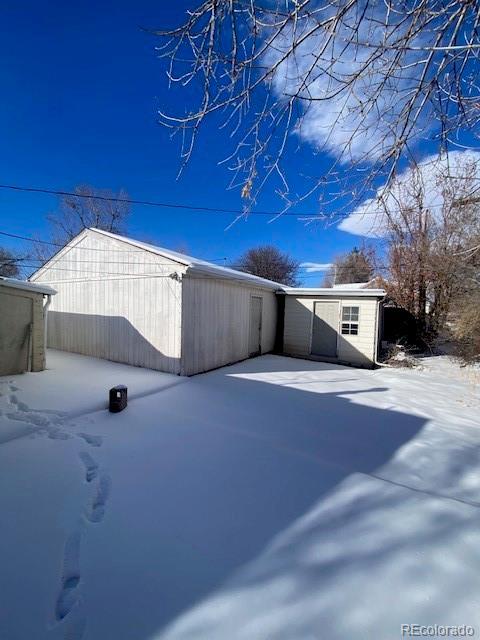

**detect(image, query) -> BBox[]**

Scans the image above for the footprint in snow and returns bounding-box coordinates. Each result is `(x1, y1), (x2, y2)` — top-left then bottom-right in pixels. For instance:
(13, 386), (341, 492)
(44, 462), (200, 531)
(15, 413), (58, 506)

(47, 427), (70, 441)
(55, 530), (82, 622)
(78, 452), (98, 483)
(6, 411), (50, 427)
(5, 411), (71, 442)
(77, 432), (102, 447)
(9, 394), (30, 412)
(63, 607), (86, 640)
(86, 475), (111, 523)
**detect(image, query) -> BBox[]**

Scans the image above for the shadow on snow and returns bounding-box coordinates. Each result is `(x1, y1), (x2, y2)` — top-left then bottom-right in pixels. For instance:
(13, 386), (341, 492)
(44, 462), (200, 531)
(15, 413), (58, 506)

(84, 355), (443, 640)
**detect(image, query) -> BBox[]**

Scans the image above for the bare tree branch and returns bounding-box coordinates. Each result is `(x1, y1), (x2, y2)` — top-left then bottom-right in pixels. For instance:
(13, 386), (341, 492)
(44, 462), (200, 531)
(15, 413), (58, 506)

(154, 0), (480, 214)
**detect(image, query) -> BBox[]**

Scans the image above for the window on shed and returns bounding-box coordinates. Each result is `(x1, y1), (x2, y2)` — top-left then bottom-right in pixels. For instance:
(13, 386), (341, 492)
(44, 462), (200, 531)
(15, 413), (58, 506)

(341, 306), (359, 335)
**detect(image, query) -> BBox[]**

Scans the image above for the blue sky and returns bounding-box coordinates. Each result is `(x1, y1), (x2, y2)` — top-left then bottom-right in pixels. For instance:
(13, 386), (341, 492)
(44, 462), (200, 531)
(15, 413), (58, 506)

(1, 0), (379, 285)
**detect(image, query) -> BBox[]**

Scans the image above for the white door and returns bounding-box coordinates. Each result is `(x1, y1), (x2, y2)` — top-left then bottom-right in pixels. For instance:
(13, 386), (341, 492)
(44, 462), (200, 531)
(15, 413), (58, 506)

(249, 296), (263, 357)
(0, 292), (33, 375)
(311, 301), (338, 358)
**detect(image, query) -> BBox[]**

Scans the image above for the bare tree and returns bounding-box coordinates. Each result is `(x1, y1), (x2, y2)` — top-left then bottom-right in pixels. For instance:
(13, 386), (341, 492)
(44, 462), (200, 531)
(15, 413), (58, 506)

(155, 0), (480, 214)
(35, 185), (130, 262)
(323, 246), (375, 286)
(453, 287), (480, 363)
(0, 247), (20, 278)
(449, 208), (480, 362)
(234, 245), (300, 285)
(381, 157), (480, 339)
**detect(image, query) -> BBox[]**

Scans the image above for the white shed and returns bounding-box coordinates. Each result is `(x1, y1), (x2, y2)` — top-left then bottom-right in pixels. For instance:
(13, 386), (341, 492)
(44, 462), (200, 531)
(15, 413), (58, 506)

(0, 277), (56, 375)
(29, 228), (279, 375)
(280, 288), (385, 368)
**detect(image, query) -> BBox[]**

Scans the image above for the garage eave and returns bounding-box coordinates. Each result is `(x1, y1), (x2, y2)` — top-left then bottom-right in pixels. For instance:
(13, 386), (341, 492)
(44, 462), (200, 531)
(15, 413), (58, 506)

(279, 287), (385, 298)
(0, 277), (57, 296)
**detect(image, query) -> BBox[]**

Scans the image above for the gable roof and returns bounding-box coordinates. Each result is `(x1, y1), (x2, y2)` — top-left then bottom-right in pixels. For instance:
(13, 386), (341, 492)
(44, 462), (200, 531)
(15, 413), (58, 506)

(30, 228), (283, 290)
(0, 277), (56, 296)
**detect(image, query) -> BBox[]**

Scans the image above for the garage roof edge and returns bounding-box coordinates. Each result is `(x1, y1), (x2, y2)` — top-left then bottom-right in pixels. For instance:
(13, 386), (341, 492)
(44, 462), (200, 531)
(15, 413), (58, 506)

(279, 287), (385, 297)
(0, 277), (57, 296)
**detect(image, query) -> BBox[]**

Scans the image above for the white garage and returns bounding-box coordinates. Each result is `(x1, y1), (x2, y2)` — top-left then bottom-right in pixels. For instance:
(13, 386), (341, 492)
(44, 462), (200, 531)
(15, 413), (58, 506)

(29, 228), (385, 374)
(29, 228), (279, 375)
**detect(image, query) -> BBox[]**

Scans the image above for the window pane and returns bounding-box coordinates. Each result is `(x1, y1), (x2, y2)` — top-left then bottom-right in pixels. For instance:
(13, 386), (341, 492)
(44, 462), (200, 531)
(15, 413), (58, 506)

(341, 323), (350, 334)
(350, 325), (358, 335)
(343, 306), (359, 320)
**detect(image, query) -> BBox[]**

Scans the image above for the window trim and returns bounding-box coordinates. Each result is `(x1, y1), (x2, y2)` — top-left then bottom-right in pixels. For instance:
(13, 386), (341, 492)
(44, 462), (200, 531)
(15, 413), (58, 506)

(341, 305), (360, 336)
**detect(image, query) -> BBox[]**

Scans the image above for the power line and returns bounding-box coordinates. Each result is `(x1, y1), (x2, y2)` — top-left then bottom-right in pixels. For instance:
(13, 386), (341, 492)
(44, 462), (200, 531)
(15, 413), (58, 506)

(0, 254), (362, 270)
(0, 256), (227, 266)
(0, 230), (143, 251)
(2, 251), (469, 274)
(0, 183), (314, 217)
(2, 240), (473, 275)
(0, 229), (381, 274)
(0, 230), (226, 261)
(0, 181), (466, 218)
(3, 264), (179, 278)
(0, 261), (330, 279)
(0, 255), (370, 273)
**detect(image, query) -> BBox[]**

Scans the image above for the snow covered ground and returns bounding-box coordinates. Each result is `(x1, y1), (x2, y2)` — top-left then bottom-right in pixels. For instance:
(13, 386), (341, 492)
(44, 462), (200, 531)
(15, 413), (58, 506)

(0, 350), (479, 640)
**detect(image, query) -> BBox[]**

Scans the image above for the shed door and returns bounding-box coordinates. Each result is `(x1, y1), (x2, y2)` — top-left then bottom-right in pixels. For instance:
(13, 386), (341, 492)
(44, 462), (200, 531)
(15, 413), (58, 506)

(0, 292), (33, 375)
(311, 301), (338, 358)
(249, 296), (263, 357)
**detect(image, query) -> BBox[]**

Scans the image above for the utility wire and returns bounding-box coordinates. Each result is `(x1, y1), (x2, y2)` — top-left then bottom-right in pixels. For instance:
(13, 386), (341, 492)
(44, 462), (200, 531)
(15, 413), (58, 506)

(3, 264), (179, 278)
(0, 230), (226, 261)
(0, 230), (381, 274)
(0, 255), (374, 273)
(0, 181), (463, 217)
(0, 183), (311, 217)
(0, 256), (228, 266)
(0, 255), (371, 271)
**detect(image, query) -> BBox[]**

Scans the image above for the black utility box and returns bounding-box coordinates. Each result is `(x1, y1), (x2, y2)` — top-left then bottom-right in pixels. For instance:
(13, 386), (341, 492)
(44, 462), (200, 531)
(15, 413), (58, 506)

(109, 385), (128, 413)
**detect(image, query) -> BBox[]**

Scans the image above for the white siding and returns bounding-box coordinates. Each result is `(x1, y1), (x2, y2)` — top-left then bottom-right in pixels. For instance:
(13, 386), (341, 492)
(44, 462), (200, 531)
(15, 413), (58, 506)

(283, 295), (380, 367)
(32, 230), (185, 374)
(181, 276), (277, 375)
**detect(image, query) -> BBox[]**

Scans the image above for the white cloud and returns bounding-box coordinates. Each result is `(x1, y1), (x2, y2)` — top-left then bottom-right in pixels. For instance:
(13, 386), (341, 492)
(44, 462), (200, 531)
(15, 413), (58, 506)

(338, 150), (480, 238)
(300, 262), (333, 273)
(266, 8), (427, 162)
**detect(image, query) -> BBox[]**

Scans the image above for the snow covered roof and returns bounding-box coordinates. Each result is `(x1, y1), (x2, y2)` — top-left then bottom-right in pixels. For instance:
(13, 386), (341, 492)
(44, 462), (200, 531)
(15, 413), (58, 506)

(280, 287), (385, 298)
(0, 277), (56, 296)
(332, 282), (370, 290)
(90, 228), (283, 290)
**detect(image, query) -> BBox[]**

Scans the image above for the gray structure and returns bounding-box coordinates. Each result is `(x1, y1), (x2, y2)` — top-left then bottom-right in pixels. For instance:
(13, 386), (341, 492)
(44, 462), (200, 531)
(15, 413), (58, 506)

(0, 278), (56, 376)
